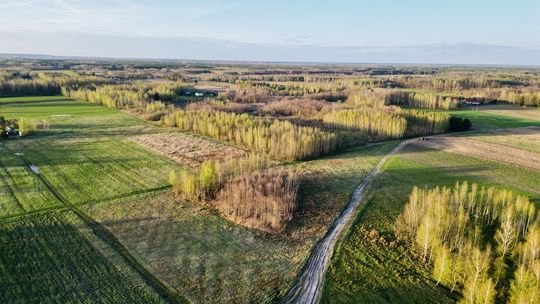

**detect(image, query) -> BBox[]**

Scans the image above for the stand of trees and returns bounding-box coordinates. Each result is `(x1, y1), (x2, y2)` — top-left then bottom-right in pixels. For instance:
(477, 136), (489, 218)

(396, 182), (538, 303)
(163, 110), (339, 161)
(216, 167), (298, 233)
(448, 116), (472, 132)
(262, 98), (333, 118)
(322, 108), (450, 138)
(400, 110), (451, 136)
(169, 154), (298, 233)
(387, 91), (459, 110)
(499, 90), (540, 107)
(396, 76), (532, 91)
(322, 109), (407, 138)
(62, 82), (187, 109)
(0, 72), (60, 97)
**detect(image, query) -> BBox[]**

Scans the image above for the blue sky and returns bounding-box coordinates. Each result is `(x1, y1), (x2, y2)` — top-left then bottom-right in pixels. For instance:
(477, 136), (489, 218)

(0, 0), (539, 64)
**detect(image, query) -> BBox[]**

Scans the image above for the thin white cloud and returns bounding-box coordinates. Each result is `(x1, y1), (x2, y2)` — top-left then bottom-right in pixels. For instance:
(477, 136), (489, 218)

(0, 0), (218, 36)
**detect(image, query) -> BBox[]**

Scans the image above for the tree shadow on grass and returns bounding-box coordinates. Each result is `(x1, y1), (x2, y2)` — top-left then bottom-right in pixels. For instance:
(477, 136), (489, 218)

(0, 211), (162, 303)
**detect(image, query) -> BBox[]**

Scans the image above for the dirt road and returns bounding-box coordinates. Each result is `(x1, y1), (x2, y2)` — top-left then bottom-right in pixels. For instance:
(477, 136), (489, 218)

(280, 140), (410, 304)
(281, 127), (539, 304)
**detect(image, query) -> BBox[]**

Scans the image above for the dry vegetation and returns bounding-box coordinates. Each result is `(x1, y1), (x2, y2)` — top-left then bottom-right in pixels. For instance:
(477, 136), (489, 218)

(414, 133), (540, 171)
(217, 168), (299, 233)
(129, 132), (245, 168)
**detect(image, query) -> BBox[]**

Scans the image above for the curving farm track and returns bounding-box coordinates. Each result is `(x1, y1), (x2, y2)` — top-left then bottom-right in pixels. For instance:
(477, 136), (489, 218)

(281, 140), (411, 304)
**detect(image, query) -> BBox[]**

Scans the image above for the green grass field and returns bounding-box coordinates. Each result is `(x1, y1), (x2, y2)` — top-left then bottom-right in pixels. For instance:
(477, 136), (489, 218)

(1, 96), (402, 303)
(444, 105), (540, 129)
(81, 142), (400, 303)
(0, 96), (186, 302)
(322, 141), (540, 303)
(0, 210), (162, 303)
(2, 96), (538, 303)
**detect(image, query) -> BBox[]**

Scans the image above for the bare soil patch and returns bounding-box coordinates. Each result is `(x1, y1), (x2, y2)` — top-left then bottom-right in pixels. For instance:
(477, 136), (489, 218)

(130, 133), (246, 168)
(412, 131), (540, 171)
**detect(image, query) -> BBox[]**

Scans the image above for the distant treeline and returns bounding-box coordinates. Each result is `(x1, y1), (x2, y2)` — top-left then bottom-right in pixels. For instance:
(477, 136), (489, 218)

(0, 73), (60, 97)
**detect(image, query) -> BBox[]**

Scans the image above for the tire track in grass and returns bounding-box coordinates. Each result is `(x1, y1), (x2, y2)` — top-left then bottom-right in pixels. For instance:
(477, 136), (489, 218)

(281, 140), (410, 304)
(17, 154), (187, 304)
(0, 159), (26, 213)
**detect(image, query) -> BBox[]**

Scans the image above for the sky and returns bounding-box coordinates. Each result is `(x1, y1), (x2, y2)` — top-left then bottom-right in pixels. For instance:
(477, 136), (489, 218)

(0, 0), (539, 64)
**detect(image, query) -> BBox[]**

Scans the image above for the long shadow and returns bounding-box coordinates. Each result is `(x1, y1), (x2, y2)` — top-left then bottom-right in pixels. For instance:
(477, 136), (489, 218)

(0, 212), (167, 303)
(15, 154), (186, 304)
(0, 98), (74, 106)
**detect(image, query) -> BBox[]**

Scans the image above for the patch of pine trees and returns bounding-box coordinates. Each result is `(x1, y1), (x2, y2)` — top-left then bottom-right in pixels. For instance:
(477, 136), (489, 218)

(169, 154), (298, 233)
(163, 110), (339, 161)
(396, 182), (538, 303)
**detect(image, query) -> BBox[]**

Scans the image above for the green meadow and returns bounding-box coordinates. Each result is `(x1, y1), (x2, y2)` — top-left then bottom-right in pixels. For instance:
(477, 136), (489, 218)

(323, 140), (540, 303)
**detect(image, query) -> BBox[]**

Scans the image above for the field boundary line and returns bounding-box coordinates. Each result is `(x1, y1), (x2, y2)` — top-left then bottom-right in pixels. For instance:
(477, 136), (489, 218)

(0, 206), (69, 223)
(78, 185), (171, 208)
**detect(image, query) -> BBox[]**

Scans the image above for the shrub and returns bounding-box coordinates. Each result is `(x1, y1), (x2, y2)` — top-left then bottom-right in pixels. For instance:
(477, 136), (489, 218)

(448, 116), (472, 132)
(18, 118), (37, 137)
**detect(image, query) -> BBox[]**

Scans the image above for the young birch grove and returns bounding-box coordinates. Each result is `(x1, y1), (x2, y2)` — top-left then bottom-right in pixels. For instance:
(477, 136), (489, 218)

(163, 110), (339, 161)
(169, 154), (299, 233)
(396, 182), (539, 303)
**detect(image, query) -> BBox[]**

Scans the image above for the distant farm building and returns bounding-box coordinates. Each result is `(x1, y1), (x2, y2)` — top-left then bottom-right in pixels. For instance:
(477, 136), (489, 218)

(453, 97), (481, 105)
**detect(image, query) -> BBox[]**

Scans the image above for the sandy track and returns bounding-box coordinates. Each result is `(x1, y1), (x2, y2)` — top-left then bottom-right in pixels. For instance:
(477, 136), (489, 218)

(412, 131), (540, 171)
(280, 140), (410, 304)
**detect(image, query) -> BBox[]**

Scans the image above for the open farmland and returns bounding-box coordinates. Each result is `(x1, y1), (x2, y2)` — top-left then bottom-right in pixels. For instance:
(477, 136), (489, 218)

(1, 59), (540, 304)
(130, 132), (246, 169)
(80, 142), (399, 303)
(459, 126), (540, 153)
(0, 210), (162, 303)
(477, 104), (540, 121)
(441, 105), (540, 129)
(323, 132), (540, 303)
